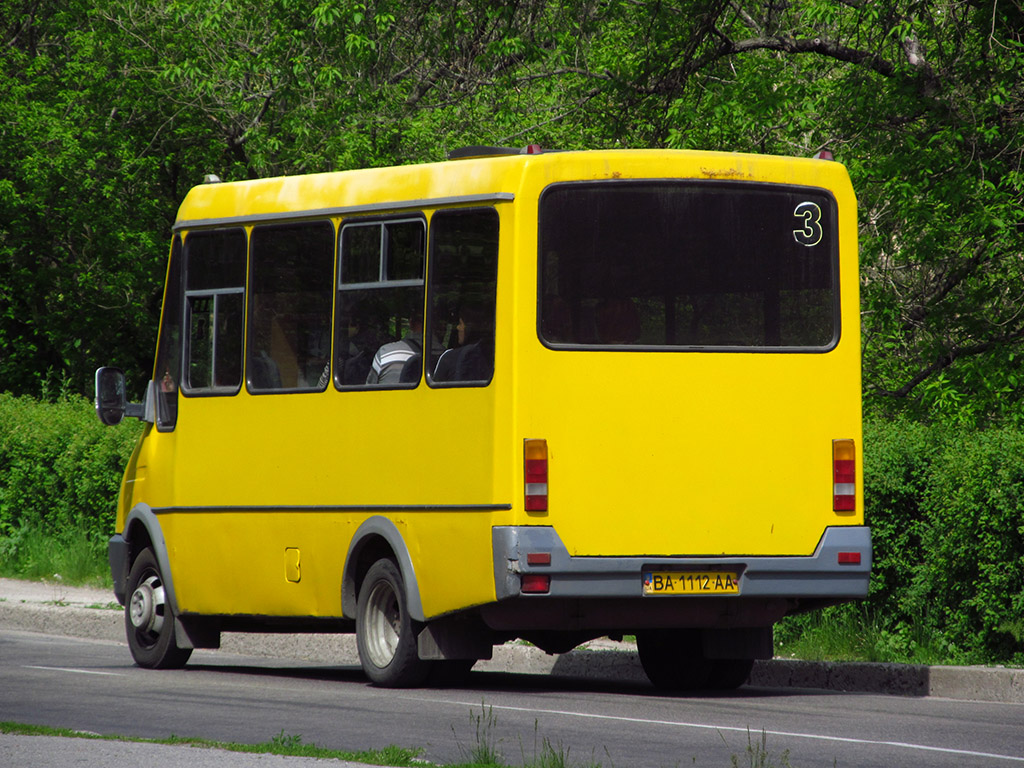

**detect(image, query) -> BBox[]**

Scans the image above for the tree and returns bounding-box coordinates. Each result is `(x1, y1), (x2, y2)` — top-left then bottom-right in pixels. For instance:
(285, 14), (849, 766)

(670, 1), (1024, 424)
(1, 1), (176, 396)
(553, 0), (1024, 423)
(2, 0), (1022, 426)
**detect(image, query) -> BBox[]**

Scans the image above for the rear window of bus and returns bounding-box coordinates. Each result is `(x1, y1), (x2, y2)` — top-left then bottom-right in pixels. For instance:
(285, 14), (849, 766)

(537, 181), (838, 350)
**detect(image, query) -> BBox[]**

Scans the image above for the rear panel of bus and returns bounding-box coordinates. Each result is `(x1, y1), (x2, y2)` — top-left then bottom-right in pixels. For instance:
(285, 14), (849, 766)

(510, 151), (861, 560)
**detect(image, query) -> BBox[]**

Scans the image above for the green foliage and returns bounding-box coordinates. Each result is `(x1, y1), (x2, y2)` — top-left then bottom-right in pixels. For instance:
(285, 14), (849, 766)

(778, 416), (1024, 665)
(916, 428), (1024, 661)
(455, 703), (503, 766)
(0, 524), (110, 585)
(774, 603), (953, 666)
(0, 721), (426, 766)
(0, 393), (141, 576)
(3, 0), (1023, 426)
(2, 0), (1024, 666)
(730, 730), (793, 768)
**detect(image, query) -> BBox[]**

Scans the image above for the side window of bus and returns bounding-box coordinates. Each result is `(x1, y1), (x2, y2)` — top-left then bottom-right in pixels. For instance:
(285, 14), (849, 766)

(427, 208), (499, 387)
(248, 221), (334, 393)
(154, 236), (183, 430)
(182, 229), (246, 394)
(334, 218), (426, 389)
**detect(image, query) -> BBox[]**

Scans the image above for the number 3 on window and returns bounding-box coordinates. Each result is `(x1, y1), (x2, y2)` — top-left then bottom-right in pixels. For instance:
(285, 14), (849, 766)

(793, 201), (824, 247)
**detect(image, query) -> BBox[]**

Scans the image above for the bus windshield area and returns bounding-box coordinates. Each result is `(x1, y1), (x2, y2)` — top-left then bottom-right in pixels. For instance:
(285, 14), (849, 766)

(538, 181), (838, 350)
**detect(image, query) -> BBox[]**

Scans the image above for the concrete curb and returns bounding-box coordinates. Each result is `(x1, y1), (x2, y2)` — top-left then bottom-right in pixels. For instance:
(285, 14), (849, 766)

(2, 579), (1021, 703)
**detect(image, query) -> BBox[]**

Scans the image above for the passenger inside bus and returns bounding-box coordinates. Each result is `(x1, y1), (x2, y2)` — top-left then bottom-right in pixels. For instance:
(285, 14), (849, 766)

(432, 304), (494, 382)
(366, 312), (425, 385)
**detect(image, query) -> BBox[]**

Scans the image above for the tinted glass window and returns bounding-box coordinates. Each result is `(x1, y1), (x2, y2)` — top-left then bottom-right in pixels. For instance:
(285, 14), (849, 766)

(183, 229), (247, 393)
(334, 218), (426, 389)
(248, 222), (335, 392)
(427, 209), (499, 386)
(154, 236), (183, 429)
(538, 182), (837, 349)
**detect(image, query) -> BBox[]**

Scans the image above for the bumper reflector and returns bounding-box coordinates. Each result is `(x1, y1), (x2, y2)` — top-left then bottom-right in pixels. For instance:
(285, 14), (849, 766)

(521, 573), (550, 593)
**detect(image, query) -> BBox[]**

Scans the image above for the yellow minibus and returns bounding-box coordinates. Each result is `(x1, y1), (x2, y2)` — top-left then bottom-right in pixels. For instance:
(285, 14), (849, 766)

(95, 145), (870, 689)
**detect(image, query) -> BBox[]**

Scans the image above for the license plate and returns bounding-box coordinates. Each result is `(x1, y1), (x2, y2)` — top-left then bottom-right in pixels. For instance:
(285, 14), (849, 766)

(642, 570), (740, 595)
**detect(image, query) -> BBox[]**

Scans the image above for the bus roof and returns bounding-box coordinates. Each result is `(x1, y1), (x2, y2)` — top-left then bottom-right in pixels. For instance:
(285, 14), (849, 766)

(173, 148), (852, 231)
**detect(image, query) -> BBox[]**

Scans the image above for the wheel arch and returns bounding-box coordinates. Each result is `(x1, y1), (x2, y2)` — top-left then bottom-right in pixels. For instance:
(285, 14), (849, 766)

(122, 504), (179, 616)
(342, 516), (424, 622)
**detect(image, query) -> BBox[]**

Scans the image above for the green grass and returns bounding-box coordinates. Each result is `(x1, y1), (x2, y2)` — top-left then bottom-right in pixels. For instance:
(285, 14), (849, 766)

(0, 722), (425, 765)
(729, 730), (794, 768)
(774, 605), (954, 666)
(0, 524), (111, 588)
(0, 717), (799, 767)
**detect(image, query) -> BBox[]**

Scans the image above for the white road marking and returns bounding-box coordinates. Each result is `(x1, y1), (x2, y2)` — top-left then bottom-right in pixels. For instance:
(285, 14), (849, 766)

(408, 696), (1024, 763)
(24, 665), (122, 677)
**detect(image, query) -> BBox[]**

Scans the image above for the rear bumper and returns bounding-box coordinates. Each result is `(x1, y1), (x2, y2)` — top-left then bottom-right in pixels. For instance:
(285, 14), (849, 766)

(492, 525), (871, 602)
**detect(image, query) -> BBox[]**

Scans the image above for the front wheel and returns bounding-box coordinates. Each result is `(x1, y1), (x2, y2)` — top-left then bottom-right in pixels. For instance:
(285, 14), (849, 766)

(125, 548), (191, 669)
(356, 559), (432, 687)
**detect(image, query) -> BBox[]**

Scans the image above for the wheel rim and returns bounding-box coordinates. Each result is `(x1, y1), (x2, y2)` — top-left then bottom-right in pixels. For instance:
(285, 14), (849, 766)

(129, 573), (166, 642)
(364, 578), (401, 668)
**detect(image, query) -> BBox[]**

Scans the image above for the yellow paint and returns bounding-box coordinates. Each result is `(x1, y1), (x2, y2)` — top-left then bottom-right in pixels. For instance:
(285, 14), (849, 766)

(115, 149), (862, 622)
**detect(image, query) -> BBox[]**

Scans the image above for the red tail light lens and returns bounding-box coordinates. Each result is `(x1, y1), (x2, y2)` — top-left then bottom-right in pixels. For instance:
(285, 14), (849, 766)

(524, 439), (548, 512)
(521, 573), (550, 593)
(833, 439), (856, 512)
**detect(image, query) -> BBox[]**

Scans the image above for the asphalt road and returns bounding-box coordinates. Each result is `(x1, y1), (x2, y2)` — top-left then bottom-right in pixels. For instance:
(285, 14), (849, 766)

(3, 628), (1023, 767)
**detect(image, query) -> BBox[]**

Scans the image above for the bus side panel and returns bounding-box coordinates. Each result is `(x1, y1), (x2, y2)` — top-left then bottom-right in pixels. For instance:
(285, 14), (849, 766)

(160, 386), (505, 619)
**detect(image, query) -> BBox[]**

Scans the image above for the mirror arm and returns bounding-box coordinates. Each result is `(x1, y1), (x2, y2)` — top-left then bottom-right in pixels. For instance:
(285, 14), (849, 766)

(125, 380), (157, 424)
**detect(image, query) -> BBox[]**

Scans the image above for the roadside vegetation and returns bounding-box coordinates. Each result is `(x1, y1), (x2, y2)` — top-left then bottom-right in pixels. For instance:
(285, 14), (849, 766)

(0, 711), (798, 767)
(0, 721), (426, 766)
(2, 395), (1022, 667)
(0, 392), (139, 589)
(2, 1), (1023, 669)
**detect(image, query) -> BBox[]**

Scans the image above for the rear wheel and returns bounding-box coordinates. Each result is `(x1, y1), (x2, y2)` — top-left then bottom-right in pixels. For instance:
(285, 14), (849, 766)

(125, 548), (191, 669)
(636, 629), (710, 691)
(707, 658), (755, 690)
(356, 559), (432, 687)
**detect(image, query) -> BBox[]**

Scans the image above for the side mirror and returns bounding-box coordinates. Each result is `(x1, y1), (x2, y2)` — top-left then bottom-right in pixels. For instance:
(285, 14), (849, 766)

(95, 367), (128, 426)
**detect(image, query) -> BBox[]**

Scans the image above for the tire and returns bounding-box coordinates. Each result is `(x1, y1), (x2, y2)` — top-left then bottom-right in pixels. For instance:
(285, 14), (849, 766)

(125, 548), (192, 669)
(707, 658), (755, 690)
(427, 658), (476, 687)
(356, 559), (432, 687)
(636, 629), (711, 691)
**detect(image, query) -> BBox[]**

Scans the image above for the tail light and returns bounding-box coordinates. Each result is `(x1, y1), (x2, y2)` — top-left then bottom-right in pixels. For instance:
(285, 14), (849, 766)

(833, 439), (856, 512)
(524, 438), (548, 511)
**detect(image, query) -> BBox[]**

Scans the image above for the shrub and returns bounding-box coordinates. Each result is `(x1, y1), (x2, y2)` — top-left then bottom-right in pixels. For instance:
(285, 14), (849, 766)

(0, 393), (141, 548)
(778, 417), (1024, 665)
(2, 394), (1022, 663)
(860, 418), (944, 616)
(915, 428), (1024, 662)
(855, 418), (1023, 664)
